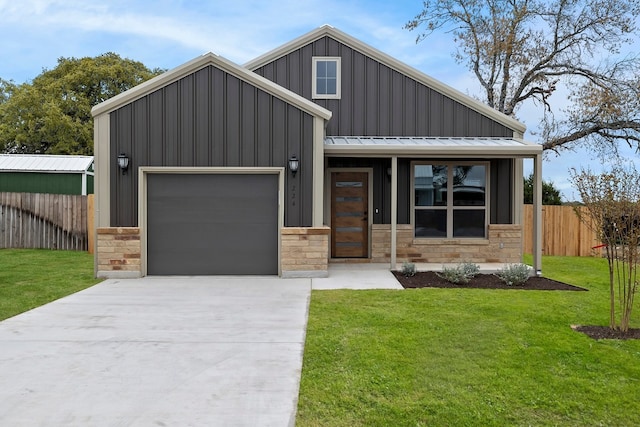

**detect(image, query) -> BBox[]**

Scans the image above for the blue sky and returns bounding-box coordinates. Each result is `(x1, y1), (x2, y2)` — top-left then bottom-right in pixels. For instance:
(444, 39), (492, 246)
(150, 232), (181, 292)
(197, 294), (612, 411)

(1, 0), (636, 200)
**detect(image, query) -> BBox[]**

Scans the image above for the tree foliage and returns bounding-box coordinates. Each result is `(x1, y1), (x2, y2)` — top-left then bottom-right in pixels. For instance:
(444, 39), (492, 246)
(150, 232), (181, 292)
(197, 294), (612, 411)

(406, 0), (640, 154)
(570, 166), (640, 333)
(0, 53), (163, 155)
(523, 173), (562, 205)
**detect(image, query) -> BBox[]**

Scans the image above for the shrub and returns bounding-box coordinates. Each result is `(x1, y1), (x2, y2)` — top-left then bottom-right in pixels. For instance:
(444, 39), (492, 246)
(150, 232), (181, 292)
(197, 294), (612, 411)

(437, 262), (480, 284)
(401, 262), (416, 277)
(496, 263), (530, 286)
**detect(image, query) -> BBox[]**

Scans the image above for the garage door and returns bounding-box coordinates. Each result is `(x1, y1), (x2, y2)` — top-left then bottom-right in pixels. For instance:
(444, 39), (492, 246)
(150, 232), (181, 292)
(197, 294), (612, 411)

(147, 173), (279, 275)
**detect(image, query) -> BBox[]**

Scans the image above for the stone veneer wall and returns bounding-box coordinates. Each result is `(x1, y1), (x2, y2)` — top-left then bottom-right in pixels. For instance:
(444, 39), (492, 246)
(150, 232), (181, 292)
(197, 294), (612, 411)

(281, 226), (330, 278)
(96, 227), (142, 278)
(371, 224), (522, 264)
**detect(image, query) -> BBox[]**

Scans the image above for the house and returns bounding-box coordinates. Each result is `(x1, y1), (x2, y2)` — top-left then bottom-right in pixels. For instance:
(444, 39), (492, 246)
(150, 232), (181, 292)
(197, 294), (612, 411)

(0, 154), (94, 195)
(91, 25), (542, 278)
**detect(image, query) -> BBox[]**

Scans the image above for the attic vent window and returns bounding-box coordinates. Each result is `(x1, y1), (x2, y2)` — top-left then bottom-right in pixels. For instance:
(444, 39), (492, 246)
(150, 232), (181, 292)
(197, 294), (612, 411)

(312, 57), (341, 99)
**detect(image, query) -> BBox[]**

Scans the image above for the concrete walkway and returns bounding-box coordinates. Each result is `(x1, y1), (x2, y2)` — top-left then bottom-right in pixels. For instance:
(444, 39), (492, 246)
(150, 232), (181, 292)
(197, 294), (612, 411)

(0, 276), (312, 427)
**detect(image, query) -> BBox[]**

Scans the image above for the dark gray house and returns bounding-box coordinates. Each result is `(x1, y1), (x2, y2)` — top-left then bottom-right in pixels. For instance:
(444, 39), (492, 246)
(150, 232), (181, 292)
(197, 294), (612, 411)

(92, 25), (542, 278)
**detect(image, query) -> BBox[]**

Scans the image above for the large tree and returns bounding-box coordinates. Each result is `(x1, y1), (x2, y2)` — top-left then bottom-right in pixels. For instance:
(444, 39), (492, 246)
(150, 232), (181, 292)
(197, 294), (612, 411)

(0, 53), (163, 155)
(406, 0), (640, 154)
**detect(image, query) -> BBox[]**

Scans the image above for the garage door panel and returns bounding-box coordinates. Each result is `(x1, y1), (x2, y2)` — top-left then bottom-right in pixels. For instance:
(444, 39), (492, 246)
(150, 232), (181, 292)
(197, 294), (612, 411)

(147, 173), (278, 275)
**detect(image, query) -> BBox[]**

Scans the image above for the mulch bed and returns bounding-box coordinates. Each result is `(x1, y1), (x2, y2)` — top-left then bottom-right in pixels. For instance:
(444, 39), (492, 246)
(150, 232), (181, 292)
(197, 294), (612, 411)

(393, 271), (640, 340)
(392, 271), (586, 291)
(572, 325), (640, 340)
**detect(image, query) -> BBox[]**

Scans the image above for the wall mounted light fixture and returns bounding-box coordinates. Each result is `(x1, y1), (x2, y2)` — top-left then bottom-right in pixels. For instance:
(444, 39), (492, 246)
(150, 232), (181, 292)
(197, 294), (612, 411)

(117, 153), (129, 175)
(288, 155), (299, 176)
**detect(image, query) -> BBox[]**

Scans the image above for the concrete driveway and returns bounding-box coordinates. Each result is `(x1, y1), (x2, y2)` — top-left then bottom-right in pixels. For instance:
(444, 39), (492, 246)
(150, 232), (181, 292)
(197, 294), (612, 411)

(0, 276), (311, 427)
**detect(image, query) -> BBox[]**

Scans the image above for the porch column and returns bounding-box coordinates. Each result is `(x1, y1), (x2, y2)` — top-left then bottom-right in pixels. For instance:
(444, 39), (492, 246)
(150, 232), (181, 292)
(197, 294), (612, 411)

(533, 153), (543, 275)
(390, 156), (398, 270)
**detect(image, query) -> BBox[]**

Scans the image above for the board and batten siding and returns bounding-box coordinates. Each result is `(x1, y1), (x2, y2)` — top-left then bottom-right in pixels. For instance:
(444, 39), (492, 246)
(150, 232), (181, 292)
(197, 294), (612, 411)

(252, 36), (514, 138)
(109, 65), (314, 228)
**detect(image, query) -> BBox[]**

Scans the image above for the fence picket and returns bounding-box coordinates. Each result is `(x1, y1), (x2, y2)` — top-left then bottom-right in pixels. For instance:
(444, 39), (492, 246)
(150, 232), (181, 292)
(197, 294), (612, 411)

(0, 192), (91, 251)
(523, 205), (599, 257)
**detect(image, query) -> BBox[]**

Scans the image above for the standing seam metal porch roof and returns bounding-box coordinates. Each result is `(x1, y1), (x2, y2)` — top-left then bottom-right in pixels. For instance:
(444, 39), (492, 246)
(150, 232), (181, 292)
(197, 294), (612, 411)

(324, 136), (543, 156)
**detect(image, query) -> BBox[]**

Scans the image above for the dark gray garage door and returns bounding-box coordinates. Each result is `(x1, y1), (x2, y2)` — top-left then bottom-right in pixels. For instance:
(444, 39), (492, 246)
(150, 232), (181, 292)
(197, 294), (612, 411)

(147, 173), (278, 275)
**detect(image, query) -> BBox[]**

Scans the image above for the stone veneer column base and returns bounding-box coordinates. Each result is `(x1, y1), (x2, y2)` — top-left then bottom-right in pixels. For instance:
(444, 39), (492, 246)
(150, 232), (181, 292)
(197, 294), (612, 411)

(96, 227), (142, 278)
(281, 227), (330, 278)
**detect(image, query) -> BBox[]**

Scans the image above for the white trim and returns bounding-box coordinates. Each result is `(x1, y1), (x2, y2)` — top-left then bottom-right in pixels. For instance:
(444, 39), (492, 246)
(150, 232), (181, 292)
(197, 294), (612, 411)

(411, 161), (490, 239)
(92, 52), (332, 121)
(245, 25), (526, 134)
(94, 114), (110, 228)
(325, 168), (373, 259)
(312, 117), (325, 227)
(138, 167), (285, 277)
(312, 57), (341, 99)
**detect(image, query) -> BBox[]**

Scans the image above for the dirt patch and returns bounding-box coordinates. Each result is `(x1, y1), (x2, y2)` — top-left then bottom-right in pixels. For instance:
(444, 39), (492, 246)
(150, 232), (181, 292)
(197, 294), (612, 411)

(392, 271), (586, 291)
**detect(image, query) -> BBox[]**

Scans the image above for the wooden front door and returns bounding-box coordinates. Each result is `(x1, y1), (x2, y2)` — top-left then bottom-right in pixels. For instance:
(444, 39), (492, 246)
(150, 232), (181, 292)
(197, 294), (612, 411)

(331, 171), (369, 258)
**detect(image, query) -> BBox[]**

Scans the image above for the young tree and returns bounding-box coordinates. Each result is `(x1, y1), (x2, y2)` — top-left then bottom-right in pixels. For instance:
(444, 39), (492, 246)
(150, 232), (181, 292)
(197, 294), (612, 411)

(570, 166), (640, 333)
(523, 173), (562, 205)
(0, 53), (163, 155)
(406, 0), (640, 154)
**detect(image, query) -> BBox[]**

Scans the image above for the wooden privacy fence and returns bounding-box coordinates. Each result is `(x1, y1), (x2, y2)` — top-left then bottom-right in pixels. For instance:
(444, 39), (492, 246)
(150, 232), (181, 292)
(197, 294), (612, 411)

(0, 192), (94, 252)
(523, 205), (599, 257)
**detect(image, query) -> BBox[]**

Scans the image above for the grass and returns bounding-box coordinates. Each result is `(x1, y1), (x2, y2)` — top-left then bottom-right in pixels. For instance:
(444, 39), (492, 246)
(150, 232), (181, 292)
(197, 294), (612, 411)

(297, 256), (640, 426)
(0, 249), (101, 321)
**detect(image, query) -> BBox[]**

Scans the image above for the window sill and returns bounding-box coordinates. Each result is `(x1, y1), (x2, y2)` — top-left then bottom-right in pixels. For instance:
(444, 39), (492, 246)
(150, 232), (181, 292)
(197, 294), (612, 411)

(412, 238), (490, 245)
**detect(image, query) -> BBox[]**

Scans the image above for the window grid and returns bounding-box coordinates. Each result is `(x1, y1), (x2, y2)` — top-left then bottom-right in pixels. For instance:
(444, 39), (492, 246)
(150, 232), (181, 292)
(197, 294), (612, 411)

(312, 57), (341, 99)
(412, 162), (489, 239)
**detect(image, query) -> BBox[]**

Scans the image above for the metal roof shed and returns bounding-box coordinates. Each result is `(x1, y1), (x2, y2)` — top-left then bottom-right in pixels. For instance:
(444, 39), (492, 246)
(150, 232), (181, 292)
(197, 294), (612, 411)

(0, 154), (94, 195)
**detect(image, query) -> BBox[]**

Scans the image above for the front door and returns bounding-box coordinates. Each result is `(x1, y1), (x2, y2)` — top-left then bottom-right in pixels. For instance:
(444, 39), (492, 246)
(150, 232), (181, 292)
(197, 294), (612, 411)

(331, 171), (369, 258)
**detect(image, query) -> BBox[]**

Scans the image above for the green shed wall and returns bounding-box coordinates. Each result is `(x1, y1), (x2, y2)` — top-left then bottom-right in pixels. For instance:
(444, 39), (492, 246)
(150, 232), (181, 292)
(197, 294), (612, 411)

(0, 172), (93, 195)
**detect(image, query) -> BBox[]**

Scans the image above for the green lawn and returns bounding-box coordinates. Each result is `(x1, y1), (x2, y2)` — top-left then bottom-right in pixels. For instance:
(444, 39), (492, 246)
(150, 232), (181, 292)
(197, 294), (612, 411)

(0, 249), (101, 321)
(297, 256), (640, 426)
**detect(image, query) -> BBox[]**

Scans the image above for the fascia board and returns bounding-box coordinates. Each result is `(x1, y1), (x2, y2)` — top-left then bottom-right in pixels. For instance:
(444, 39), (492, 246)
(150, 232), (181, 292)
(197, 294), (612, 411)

(91, 52), (332, 121)
(245, 25), (525, 134)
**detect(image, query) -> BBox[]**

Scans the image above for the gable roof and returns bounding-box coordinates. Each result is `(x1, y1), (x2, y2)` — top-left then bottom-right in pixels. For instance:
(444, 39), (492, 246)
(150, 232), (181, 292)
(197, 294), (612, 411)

(245, 25), (525, 135)
(0, 154), (94, 173)
(91, 52), (332, 120)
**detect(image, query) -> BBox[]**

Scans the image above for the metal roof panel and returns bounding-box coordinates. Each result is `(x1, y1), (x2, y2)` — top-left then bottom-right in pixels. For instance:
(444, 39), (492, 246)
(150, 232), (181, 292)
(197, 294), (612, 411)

(0, 155), (94, 173)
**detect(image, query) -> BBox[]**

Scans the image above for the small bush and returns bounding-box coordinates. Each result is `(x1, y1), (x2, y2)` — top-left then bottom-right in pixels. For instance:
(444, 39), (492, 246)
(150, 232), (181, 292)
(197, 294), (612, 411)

(496, 263), (530, 286)
(401, 262), (416, 277)
(437, 262), (480, 284)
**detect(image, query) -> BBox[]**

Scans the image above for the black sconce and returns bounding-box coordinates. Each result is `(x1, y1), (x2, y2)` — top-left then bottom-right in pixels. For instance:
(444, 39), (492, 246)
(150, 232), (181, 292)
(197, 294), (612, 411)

(288, 155), (299, 177)
(117, 153), (129, 175)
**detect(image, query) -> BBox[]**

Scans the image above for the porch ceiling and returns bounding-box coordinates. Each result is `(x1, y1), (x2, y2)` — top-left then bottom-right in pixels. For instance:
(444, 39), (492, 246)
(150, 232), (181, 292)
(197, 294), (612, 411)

(324, 136), (542, 157)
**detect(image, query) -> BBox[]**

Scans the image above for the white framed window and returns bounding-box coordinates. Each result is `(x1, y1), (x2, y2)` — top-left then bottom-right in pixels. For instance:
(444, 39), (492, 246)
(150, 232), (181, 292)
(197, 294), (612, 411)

(312, 57), (341, 99)
(412, 162), (489, 238)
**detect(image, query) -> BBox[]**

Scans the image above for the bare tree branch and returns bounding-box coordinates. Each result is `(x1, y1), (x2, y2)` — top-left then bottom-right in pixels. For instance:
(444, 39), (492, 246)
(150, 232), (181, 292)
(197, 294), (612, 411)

(406, 0), (640, 154)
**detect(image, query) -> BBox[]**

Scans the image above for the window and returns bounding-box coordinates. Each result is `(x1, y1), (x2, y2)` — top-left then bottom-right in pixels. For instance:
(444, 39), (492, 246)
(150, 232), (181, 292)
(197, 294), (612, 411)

(312, 57), (341, 99)
(413, 163), (488, 238)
